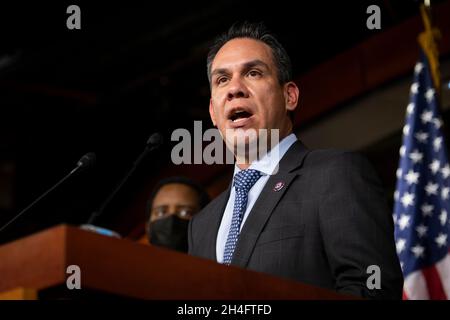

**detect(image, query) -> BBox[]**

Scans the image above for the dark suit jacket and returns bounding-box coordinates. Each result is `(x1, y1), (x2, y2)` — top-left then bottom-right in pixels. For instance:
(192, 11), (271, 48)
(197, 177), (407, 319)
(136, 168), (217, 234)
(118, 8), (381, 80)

(188, 141), (403, 299)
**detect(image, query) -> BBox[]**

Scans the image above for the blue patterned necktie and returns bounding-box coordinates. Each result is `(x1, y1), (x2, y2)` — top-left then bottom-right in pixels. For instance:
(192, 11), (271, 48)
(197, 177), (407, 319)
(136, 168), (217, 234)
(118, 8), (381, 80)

(223, 169), (262, 265)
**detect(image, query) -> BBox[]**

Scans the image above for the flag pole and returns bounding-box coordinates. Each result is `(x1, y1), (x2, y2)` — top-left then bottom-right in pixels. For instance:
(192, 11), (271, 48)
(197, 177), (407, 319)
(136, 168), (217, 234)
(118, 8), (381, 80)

(418, 2), (441, 93)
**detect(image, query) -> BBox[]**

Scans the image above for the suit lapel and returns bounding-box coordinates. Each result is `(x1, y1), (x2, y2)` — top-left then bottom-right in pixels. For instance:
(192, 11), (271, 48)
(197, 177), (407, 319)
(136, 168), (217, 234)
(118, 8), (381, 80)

(205, 184), (231, 260)
(230, 140), (310, 268)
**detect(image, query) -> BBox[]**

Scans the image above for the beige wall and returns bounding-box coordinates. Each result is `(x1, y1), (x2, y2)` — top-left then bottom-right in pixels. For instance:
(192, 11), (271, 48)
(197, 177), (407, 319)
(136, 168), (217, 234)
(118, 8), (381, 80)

(298, 58), (450, 151)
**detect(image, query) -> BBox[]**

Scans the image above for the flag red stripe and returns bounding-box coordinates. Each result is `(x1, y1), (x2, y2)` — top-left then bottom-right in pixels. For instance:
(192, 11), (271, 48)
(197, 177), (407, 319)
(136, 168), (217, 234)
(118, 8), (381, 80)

(402, 290), (409, 300)
(421, 265), (448, 300)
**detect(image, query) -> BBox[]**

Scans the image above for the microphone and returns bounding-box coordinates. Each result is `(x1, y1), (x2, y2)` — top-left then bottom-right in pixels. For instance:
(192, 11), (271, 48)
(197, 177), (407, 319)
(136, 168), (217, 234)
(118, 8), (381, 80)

(0, 152), (96, 233)
(72, 152), (96, 173)
(85, 132), (163, 226)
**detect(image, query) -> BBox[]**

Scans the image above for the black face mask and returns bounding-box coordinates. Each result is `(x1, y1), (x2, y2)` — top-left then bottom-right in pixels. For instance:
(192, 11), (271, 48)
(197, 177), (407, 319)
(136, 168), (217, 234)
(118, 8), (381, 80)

(148, 215), (189, 253)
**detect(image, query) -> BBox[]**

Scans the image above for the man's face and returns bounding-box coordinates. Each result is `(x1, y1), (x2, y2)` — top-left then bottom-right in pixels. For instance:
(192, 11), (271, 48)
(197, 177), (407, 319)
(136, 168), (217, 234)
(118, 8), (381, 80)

(209, 38), (299, 157)
(149, 183), (200, 223)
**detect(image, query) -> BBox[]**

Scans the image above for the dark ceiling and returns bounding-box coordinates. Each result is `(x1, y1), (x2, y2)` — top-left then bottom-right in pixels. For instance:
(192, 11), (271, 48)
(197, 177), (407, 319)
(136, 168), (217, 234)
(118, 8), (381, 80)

(0, 0), (439, 241)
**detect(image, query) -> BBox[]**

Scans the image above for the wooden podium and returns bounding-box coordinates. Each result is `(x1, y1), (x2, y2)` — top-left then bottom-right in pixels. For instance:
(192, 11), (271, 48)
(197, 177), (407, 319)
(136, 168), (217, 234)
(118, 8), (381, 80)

(0, 224), (352, 300)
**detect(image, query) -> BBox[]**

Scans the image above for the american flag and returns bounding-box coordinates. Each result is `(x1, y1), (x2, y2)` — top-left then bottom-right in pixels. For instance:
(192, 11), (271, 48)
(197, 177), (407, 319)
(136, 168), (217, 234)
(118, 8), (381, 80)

(393, 49), (450, 300)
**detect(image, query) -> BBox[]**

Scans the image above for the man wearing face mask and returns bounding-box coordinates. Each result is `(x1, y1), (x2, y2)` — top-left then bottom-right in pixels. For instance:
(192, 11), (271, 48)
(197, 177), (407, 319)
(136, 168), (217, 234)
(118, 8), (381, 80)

(145, 176), (210, 252)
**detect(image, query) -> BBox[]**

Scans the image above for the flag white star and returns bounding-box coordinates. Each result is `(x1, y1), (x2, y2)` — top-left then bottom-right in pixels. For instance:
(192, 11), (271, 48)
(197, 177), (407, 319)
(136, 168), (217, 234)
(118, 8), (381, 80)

(435, 233), (447, 248)
(425, 182), (439, 196)
(441, 164), (450, 179)
(411, 82), (420, 94)
(434, 137), (443, 152)
(396, 238), (407, 254)
(421, 203), (434, 217)
(415, 131), (428, 143)
(399, 146), (406, 157)
(425, 88), (435, 103)
(429, 160), (440, 174)
(442, 187), (450, 200)
(407, 103), (415, 115)
(401, 192), (415, 208)
(396, 168), (402, 179)
(421, 110), (433, 124)
(398, 214), (411, 230)
(404, 170), (420, 185)
(411, 244), (425, 258)
(409, 150), (423, 164)
(403, 125), (410, 136)
(434, 118), (443, 129)
(416, 224), (428, 238)
(440, 210), (447, 226)
(394, 190), (399, 201)
(414, 62), (424, 74)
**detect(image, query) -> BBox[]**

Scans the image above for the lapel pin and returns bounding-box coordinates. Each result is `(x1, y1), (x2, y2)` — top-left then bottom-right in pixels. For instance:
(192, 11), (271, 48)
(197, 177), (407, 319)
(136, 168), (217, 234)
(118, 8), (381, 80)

(273, 181), (285, 192)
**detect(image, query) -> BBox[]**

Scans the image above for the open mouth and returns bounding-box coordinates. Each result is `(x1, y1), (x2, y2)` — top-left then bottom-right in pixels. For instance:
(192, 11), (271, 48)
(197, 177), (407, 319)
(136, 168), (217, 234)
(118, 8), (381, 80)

(229, 110), (253, 122)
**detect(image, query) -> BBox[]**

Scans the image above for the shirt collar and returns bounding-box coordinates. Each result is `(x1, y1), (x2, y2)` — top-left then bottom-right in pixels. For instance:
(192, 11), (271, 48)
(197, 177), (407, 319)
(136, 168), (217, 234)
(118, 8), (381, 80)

(233, 133), (297, 178)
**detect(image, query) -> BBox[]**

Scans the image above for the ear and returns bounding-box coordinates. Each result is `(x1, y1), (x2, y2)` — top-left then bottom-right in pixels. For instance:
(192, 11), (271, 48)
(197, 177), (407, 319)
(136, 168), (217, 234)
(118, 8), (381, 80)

(284, 81), (300, 112)
(209, 99), (217, 126)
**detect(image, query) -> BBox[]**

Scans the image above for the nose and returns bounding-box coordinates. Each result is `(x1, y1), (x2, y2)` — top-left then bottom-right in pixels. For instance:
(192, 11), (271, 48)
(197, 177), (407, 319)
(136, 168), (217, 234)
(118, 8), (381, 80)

(227, 77), (249, 100)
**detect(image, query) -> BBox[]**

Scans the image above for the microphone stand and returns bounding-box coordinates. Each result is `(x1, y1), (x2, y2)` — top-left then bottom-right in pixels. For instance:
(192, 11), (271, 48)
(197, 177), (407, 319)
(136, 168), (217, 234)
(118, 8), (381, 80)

(0, 153), (96, 233)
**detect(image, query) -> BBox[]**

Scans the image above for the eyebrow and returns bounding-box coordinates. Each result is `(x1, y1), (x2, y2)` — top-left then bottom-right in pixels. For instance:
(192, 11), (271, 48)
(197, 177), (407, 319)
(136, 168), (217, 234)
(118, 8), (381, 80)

(211, 59), (270, 78)
(152, 204), (196, 210)
(152, 205), (168, 210)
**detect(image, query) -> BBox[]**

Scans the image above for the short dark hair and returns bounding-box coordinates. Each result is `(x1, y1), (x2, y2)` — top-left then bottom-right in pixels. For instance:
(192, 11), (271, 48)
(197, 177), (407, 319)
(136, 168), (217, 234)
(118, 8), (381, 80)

(145, 176), (210, 222)
(206, 21), (293, 86)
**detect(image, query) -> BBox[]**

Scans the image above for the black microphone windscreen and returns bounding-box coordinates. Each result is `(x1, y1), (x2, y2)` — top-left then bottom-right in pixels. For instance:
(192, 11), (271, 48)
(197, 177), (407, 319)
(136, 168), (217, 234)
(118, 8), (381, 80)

(147, 132), (163, 147)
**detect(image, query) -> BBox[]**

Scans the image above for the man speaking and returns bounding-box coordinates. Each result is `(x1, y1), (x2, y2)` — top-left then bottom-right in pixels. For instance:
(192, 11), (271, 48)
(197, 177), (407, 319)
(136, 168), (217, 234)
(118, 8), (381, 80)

(188, 21), (403, 299)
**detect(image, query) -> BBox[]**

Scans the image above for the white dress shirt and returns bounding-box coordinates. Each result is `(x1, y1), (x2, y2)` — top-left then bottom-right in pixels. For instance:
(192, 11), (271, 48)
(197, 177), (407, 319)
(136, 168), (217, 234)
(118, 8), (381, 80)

(216, 133), (298, 263)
